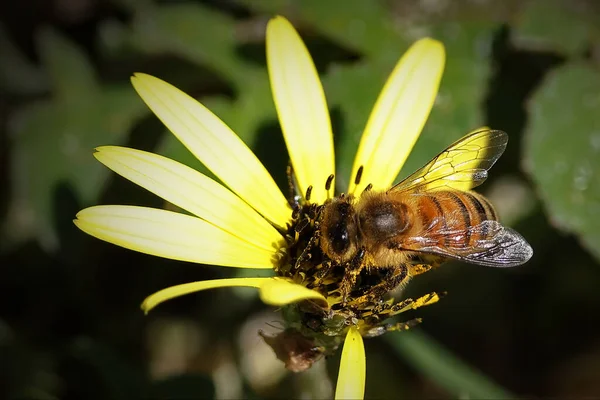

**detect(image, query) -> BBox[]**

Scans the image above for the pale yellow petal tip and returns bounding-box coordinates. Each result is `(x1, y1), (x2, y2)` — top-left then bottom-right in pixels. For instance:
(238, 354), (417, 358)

(335, 327), (366, 400)
(94, 145), (113, 152)
(140, 299), (152, 315)
(131, 72), (152, 81)
(414, 37), (445, 52)
(72, 208), (101, 233)
(411, 37), (446, 66)
(74, 206), (119, 224)
(93, 146), (130, 162)
(74, 206), (99, 220)
(72, 217), (90, 236)
(130, 72), (164, 92)
(140, 289), (174, 315)
(267, 15), (294, 30)
(92, 146), (114, 159)
(130, 72), (140, 85)
(259, 278), (328, 308)
(266, 15), (300, 43)
(73, 209), (86, 220)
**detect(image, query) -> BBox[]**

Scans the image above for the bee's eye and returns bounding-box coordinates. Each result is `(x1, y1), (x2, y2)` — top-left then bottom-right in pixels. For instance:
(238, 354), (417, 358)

(319, 200), (358, 262)
(329, 224), (350, 254)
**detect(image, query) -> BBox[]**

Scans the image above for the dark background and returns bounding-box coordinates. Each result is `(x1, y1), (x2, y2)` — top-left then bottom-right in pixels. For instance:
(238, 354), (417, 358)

(2, 0), (600, 399)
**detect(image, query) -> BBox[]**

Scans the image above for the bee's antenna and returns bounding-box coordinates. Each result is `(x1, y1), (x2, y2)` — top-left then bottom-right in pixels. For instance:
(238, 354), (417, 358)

(305, 185), (313, 202)
(325, 174), (335, 196)
(354, 165), (364, 185)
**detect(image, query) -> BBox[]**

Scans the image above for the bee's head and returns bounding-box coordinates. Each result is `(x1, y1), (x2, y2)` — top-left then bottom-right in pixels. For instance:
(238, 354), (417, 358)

(318, 197), (358, 263)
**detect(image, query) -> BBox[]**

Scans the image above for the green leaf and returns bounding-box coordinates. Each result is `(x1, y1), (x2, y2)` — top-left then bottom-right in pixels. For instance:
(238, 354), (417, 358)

(239, 0), (399, 57)
(37, 27), (98, 100)
(0, 24), (49, 95)
(523, 62), (600, 261)
(400, 21), (496, 181)
(512, 0), (598, 56)
(386, 331), (515, 399)
(5, 32), (148, 250)
(128, 3), (242, 84)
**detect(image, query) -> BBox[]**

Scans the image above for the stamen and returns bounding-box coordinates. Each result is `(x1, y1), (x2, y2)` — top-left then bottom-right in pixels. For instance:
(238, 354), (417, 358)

(305, 185), (313, 201)
(325, 174), (335, 191)
(362, 183), (373, 193)
(286, 163), (298, 207)
(354, 165), (364, 185)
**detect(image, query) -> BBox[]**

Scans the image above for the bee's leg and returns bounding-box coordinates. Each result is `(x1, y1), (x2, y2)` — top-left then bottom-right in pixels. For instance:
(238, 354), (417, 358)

(340, 271), (359, 306)
(408, 255), (446, 277)
(386, 318), (423, 332)
(407, 263), (433, 277)
(312, 259), (334, 287)
(348, 265), (408, 305)
(340, 248), (366, 305)
(364, 318), (423, 338)
(387, 291), (445, 317)
(294, 232), (318, 270)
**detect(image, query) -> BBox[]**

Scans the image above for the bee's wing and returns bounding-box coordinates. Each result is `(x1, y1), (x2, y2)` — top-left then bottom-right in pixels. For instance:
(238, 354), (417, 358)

(400, 220), (533, 267)
(390, 129), (508, 193)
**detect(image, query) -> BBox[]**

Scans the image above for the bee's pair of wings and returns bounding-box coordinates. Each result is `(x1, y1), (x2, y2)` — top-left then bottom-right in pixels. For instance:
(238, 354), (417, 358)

(389, 128), (533, 267)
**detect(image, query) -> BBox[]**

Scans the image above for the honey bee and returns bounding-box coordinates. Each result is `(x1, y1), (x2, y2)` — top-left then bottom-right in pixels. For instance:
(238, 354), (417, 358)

(318, 128), (533, 302)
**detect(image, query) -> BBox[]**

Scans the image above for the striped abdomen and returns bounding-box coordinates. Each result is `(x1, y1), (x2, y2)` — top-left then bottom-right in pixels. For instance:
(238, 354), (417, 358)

(411, 190), (498, 249)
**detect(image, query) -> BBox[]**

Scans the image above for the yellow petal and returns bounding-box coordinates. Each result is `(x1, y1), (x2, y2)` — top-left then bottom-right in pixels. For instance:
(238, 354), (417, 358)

(335, 327), (366, 400)
(74, 205), (278, 268)
(348, 38), (445, 194)
(141, 277), (328, 313)
(258, 277), (327, 307)
(131, 73), (291, 227)
(267, 16), (335, 203)
(94, 146), (281, 252)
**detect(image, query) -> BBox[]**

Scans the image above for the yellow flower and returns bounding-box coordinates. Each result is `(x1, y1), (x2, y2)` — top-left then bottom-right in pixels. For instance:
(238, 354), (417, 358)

(74, 16), (444, 399)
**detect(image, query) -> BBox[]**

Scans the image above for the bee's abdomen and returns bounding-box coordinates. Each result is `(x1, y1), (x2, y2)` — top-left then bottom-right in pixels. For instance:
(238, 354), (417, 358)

(415, 191), (498, 248)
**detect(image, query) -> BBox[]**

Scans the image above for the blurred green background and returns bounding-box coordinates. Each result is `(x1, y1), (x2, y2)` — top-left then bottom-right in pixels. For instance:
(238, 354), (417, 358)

(2, 0), (600, 398)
